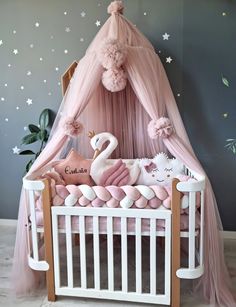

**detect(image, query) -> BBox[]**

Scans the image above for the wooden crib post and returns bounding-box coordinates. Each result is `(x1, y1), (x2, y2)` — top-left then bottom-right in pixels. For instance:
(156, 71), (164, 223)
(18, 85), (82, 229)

(171, 178), (181, 307)
(42, 178), (56, 302)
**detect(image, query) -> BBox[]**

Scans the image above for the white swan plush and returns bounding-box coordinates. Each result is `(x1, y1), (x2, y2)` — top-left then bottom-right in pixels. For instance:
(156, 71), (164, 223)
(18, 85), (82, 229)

(90, 132), (140, 186)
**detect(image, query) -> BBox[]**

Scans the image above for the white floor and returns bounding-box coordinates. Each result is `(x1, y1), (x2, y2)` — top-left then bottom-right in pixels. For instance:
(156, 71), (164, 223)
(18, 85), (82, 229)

(0, 224), (235, 307)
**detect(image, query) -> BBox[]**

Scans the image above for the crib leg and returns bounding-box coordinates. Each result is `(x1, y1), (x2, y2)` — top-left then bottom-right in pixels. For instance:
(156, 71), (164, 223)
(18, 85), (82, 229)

(42, 179), (56, 302)
(171, 179), (181, 307)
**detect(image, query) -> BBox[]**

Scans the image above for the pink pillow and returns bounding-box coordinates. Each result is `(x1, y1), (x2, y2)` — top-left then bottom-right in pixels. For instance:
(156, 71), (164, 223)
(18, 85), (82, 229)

(54, 149), (93, 185)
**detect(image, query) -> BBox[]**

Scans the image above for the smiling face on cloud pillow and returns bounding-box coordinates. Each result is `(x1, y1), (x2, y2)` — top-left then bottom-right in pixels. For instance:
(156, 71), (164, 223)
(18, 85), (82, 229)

(136, 153), (184, 186)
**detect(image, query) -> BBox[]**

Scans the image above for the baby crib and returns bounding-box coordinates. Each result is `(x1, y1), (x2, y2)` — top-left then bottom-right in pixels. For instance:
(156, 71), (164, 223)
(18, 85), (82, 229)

(23, 165), (205, 307)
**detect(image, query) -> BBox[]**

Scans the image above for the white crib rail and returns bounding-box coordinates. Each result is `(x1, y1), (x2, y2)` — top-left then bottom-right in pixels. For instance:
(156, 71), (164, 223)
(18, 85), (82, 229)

(51, 207), (172, 305)
(176, 171), (205, 279)
(23, 177), (49, 271)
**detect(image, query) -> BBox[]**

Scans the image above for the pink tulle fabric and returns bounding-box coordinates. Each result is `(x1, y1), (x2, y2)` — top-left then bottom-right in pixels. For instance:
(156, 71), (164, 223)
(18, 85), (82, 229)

(60, 116), (83, 137)
(98, 38), (127, 69)
(102, 67), (127, 92)
(148, 117), (174, 139)
(107, 0), (124, 15)
(12, 3), (236, 306)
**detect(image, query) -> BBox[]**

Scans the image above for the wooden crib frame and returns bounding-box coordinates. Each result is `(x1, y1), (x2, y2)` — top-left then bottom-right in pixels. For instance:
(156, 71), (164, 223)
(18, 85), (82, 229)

(23, 172), (205, 307)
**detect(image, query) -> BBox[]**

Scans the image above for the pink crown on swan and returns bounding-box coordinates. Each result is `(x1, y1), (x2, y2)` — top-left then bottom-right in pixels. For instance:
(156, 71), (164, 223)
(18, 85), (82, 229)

(107, 1), (124, 15)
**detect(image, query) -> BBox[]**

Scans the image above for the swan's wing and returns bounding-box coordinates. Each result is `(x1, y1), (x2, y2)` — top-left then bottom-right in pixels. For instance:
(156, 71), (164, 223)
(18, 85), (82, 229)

(99, 159), (130, 186)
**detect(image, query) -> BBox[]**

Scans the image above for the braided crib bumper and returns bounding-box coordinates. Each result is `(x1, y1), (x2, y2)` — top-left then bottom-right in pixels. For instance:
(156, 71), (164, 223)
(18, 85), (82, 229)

(52, 184), (169, 209)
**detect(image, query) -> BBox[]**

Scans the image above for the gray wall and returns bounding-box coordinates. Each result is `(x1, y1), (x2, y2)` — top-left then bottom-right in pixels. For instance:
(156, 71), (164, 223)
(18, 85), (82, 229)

(0, 0), (235, 230)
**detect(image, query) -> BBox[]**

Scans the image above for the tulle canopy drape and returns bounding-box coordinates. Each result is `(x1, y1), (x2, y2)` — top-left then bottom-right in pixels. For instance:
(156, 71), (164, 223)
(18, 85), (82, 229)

(12, 3), (235, 306)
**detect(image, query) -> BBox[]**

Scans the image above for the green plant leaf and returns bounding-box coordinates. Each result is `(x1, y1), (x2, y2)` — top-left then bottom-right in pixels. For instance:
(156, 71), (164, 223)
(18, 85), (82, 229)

(25, 159), (33, 172)
(222, 76), (229, 87)
(21, 133), (38, 145)
(38, 129), (47, 141)
(19, 150), (35, 155)
(28, 124), (40, 133)
(39, 109), (50, 129)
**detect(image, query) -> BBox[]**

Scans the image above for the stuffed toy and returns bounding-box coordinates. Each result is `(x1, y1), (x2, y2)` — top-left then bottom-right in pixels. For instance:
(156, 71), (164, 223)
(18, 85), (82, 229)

(136, 153), (189, 209)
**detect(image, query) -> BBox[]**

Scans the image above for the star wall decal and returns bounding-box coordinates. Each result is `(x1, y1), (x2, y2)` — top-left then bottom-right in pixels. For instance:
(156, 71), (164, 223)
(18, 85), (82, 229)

(27, 71), (31, 76)
(65, 27), (71, 32)
(64, 49), (68, 54)
(0, 40), (3, 46)
(64, 11), (67, 15)
(26, 98), (33, 105)
(35, 22), (40, 27)
(163, 33), (170, 40)
(95, 20), (101, 27)
(12, 146), (20, 154)
(80, 38), (84, 42)
(5, 118), (9, 122)
(20, 85), (24, 90)
(30, 44), (34, 48)
(13, 49), (18, 55)
(81, 11), (86, 17)
(166, 56), (173, 63)
(1, 97), (5, 101)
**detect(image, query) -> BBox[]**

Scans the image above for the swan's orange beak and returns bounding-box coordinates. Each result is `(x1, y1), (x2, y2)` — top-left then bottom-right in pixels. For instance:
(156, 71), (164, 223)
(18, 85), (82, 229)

(93, 149), (100, 160)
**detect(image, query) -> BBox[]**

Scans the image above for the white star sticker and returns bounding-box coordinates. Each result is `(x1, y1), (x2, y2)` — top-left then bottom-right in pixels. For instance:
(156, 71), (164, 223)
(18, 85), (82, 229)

(26, 98), (33, 105)
(12, 146), (20, 154)
(13, 30), (16, 34)
(64, 49), (68, 54)
(4, 83), (7, 87)
(55, 67), (59, 71)
(30, 43), (34, 48)
(80, 37), (84, 42)
(0, 40), (3, 46)
(24, 126), (28, 131)
(43, 79), (47, 83)
(95, 20), (101, 27)
(50, 35), (54, 39)
(1, 97), (5, 101)
(166, 56), (173, 63)
(163, 33), (170, 40)
(8, 63), (11, 67)
(5, 118), (9, 122)
(27, 71), (31, 76)
(144, 12), (147, 16)
(65, 27), (71, 32)
(35, 22), (40, 27)
(177, 93), (181, 97)
(20, 85), (24, 90)
(58, 82), (61, 86)
(81, 11), (86, 17)
(39, 57), (43, 61)
(51, 48), (55, 52)
(16, 106), (20, 110)
(13, 49), (18, 55)
(64, 11), (67, 15)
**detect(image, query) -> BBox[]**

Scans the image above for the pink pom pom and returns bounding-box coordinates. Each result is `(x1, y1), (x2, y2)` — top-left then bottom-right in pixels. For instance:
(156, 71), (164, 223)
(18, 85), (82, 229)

(102, 67), (127, 92)
(98, 38), (127, 69)
(147, 117), (174, 139)
(61, 116), (84, 137)
(107, 1), (124, 15)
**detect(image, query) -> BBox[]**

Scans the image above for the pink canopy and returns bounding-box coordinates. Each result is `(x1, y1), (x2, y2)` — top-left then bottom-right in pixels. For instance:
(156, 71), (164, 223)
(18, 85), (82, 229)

(12, 2), (235, 306)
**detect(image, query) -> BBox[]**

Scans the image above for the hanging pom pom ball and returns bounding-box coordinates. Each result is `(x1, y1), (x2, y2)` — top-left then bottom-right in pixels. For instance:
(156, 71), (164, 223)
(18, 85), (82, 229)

(147, 117), (174, 139)
(102, 67), (127, 92)
(107, 1), (124, 15)
(61, 116), (84, 137)
(98, 38), (127, 70)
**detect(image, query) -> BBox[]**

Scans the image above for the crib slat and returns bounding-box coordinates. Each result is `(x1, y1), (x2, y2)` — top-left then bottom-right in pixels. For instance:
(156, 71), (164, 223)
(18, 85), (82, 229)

(107, 216), (114, 291)
(165, 214), (171, 299)
(79, 216), (87, 288)
(136, 218), (142, 293)
(65, 215), (73, 288)
(150, 218), (156, 295)
(29, 190), (39, 261)
(93, 216), (100, 290)
(52, 214), (60, 288)
(200, 191), (204, 265)
(189, 192), (196, 269)
(121, 217), (128, 292)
